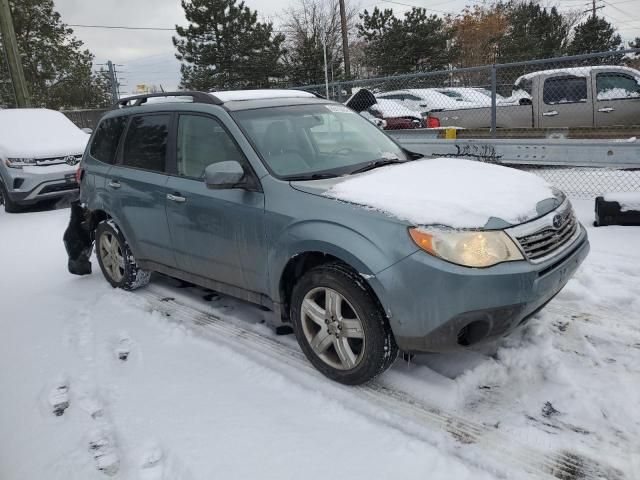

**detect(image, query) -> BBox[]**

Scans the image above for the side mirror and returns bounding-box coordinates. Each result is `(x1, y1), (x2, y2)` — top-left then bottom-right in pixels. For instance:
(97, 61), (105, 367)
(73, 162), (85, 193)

(519, 98), (532, 106)
(205, 161), (245, 189)
(81, 127), (93, 134)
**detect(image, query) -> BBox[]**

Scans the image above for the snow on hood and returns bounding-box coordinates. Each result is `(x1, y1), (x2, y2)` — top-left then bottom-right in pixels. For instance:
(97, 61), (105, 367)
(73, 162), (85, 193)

(0, 108), (89, 158)
(316, 158), (559, 229)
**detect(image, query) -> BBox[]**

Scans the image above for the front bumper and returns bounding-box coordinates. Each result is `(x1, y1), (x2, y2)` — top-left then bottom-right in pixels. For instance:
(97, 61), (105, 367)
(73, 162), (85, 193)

(1, 163), (78, 205)
(375, 228), (589, 353)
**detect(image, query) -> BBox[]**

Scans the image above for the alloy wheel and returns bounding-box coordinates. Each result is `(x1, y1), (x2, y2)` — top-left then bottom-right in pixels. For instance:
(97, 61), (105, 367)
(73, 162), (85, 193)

(300, 287), (365, 370)
(99, 232), (125, 283)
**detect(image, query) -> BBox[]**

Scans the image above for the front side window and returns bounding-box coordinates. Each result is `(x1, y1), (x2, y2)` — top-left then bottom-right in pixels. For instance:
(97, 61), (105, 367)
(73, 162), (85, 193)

(543, 76), (588, 105)
(176, 115), (247, 178)
(121, 114), (170, 172)
(596, 72), (640, 101)
(232, 104), (408, 178)
(90, 116), (126, 164)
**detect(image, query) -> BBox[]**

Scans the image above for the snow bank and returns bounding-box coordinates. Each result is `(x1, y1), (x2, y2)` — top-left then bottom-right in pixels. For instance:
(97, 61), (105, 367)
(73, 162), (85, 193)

(603, 192), (640, 212)
(0, 108), (88, 159)
(325, 158), (555, 228)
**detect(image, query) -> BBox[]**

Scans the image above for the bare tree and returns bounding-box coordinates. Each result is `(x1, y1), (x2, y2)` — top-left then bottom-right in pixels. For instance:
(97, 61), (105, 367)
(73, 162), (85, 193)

(282, 0), (358, 86)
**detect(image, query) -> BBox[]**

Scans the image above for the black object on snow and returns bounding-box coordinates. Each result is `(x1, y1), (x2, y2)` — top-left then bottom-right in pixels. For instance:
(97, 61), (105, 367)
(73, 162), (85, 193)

(594, 196), (640, 227)
(63, 201), (93, 275)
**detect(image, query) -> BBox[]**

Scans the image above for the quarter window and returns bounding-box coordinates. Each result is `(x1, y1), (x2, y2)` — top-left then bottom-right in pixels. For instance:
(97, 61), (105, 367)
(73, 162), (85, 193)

(543, 76), (588, 105)
(90, 117), (126, 164)
(596, 72), (640, 101)
(176, 115), (247, 179)
(121, 114), (170, 172)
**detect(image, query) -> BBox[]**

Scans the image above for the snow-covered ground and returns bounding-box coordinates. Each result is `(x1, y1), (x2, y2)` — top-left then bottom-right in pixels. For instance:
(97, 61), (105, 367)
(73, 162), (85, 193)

(1, 199), (639, 480)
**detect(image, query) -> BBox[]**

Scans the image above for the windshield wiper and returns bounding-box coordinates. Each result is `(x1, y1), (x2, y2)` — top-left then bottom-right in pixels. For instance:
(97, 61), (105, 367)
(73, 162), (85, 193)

(349, 158), (404, 175)
(286, 172), (340, 181)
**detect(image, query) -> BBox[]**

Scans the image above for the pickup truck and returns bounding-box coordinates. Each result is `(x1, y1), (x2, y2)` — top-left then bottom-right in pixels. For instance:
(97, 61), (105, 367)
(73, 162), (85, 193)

(429, 66), (640, 129)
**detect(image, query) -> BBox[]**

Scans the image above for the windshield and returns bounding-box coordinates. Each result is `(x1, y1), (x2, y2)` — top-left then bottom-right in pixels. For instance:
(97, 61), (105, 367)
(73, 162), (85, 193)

(232, 104), (408, 179)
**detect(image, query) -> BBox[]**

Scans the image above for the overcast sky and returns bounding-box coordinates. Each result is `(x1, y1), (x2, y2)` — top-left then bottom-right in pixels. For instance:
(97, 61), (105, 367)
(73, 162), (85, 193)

(54, 0), (640, 95)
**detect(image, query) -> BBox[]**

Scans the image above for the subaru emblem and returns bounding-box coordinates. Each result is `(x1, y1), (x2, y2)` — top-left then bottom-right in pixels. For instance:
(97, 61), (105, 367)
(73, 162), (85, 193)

(65, 155), (79, 166)
(552, 214), (563, 229)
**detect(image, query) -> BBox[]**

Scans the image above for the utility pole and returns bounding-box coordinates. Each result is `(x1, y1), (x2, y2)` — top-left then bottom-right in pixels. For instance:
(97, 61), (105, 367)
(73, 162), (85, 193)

(338, 0), (351, 80)
(583, 0), (603, 19)
(107, 60), (119, 103)
(0, 0), (30, 107)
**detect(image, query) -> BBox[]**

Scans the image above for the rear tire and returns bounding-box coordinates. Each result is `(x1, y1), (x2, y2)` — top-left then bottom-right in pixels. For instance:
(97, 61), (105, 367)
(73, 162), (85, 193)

(0, 181), (23, 213)
(95, 220), (150, 291)
(291, 262), (398, 385)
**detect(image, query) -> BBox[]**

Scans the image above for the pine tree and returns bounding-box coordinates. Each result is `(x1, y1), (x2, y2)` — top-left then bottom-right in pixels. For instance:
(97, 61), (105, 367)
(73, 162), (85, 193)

(173, 0), (286, 90)
(0, 0), (111, 109)
(498, 2), (570, 62)
(567, 16), (622, 56)
(358, 7), (452, 75)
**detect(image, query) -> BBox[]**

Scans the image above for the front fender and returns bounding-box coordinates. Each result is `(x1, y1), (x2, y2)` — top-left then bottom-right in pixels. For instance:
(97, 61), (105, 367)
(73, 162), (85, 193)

(267, 219), (414, 305)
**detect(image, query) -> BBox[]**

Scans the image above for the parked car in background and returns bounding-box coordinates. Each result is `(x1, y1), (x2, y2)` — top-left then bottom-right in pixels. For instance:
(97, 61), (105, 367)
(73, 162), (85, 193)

(377, 88), (480, 111)
(346, 90), (424, 129)
(71, 89), (589, 385)
(0, 109), (89, 212)
(437, 87), (509, 106)
(429, 66), (640, 129)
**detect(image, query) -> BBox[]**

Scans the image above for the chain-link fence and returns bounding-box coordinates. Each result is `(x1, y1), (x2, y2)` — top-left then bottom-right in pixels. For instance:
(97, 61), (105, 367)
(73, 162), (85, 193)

(504, 166), (640, 199)
(297, 49), (640, 139)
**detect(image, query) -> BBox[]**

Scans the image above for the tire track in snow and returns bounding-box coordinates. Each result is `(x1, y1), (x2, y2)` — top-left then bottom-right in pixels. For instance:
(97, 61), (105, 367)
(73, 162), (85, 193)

(136, 287), (624, 480)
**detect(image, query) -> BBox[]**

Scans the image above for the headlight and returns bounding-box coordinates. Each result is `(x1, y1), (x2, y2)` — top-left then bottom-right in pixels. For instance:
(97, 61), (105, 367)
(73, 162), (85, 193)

(409, 227), (524, 268)
(5, 158), (36, 169)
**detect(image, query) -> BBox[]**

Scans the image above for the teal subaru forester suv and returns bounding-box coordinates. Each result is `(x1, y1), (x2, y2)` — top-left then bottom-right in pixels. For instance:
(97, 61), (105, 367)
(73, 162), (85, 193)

(72, 90), (589, 385)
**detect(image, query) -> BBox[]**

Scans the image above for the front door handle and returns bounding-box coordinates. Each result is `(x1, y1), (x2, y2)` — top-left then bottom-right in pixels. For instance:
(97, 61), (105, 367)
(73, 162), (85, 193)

(167, 193), (186, 203)
(598, 107), (615, 113)
(542, 111), (558, 117)
(108, 180), (121, 189)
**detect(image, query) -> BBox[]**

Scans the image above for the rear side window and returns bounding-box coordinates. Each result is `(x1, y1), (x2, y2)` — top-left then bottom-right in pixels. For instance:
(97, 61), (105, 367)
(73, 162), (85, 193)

(596, 72), (640, 100)
(90, 117), (126, 164)
(176, 115), (247, 178)
(543, 76), (588, 105)
(121, 114), (170, 172)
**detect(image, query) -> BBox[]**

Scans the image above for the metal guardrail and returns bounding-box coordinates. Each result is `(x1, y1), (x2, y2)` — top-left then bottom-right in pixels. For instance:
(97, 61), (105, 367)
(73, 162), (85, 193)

(388, 131), (640, 168)
(388, 130), (640, 198)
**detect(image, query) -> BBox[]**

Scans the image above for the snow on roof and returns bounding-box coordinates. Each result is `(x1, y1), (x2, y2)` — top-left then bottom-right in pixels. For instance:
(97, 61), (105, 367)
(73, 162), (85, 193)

(370, 99), (421, 119)
(0, 108), (89, 159)
(325, 158), (555, 228)
(515, 66), (640, 84)
(211, 89), (316, 102)
(603, 192), (640, 212)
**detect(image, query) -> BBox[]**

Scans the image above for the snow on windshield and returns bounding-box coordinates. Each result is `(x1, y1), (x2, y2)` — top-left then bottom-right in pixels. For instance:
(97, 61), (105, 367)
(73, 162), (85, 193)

(325, 158), (555, 228)
(0, 108), (88, 158)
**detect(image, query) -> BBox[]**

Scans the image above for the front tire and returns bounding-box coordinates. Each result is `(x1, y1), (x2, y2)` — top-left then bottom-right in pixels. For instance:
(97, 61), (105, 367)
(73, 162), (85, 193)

(291, 262), (398, 385)
(0, 181), (23, 213)
(95, 220), (150, 291)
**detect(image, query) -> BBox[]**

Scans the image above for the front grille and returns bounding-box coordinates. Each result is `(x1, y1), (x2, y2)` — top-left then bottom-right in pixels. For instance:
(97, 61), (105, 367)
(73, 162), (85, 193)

(35, 155), (82, 166)
(516, 209), (578, 261)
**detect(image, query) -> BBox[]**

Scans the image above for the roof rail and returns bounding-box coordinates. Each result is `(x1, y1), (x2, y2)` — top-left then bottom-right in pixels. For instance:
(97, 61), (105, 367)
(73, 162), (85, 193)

(113, 91), (222, 109)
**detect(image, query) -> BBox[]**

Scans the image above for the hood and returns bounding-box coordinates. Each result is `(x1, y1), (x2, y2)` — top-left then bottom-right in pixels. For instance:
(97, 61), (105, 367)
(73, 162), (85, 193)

(292, 158), (563, 229)
(0, 108), (89, 159)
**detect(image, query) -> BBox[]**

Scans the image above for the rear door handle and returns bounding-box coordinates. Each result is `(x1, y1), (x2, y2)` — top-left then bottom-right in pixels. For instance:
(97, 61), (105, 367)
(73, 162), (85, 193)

(598, 107), (615, 113)
(542, 111), (558, 117)
(108, 180), (121, 189)
(167, 193), (186, 203)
